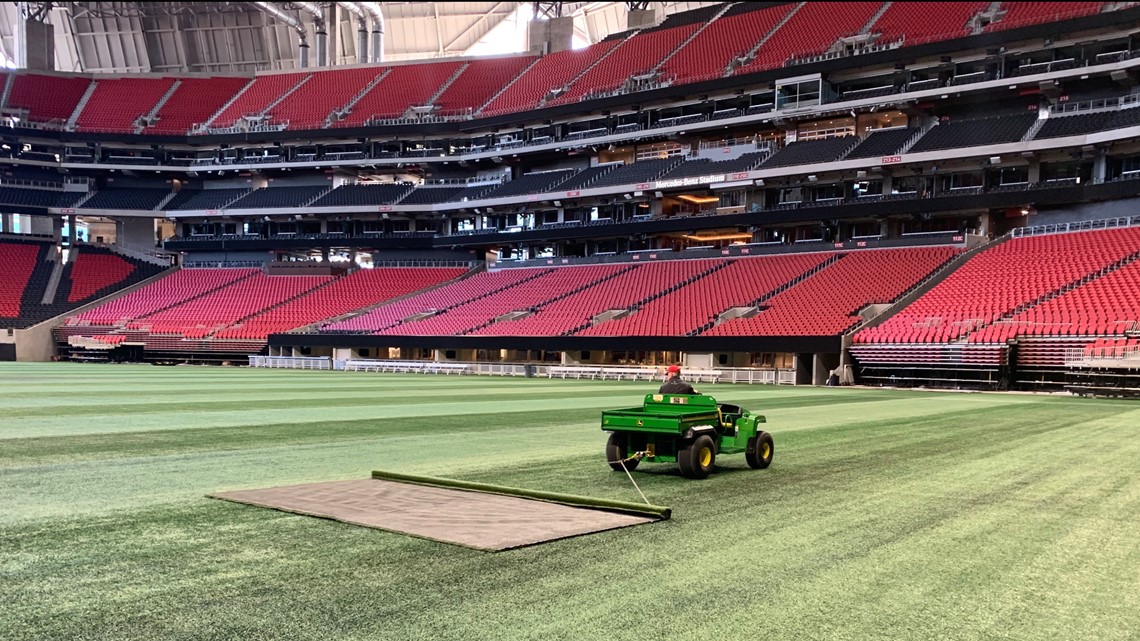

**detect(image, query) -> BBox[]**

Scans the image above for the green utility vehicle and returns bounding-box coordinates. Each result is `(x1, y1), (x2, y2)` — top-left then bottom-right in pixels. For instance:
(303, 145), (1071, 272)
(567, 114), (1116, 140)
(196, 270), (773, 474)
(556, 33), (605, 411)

(601, 394), (773, 479)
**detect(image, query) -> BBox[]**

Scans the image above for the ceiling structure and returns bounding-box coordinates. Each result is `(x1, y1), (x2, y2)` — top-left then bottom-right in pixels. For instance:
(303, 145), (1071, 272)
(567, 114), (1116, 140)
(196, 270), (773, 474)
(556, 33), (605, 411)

(0, 1), (720, 74)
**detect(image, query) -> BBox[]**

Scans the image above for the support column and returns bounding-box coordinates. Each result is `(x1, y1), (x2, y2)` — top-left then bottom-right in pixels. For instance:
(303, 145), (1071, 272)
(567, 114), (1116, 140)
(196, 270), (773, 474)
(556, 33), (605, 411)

(626, 8), (659, 29)
(66, 214), (76, 247)
(22, 18), (55, 71)
(1093, 148), (1107, 183)
(527, 16), (574, 55)
(1, 213), (13, 233)
(1026, 157), (1041, 184)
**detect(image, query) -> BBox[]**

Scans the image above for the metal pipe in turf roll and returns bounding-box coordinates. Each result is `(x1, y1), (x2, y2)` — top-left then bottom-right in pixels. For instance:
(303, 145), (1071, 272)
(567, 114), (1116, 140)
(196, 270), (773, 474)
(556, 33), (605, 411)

(370, 470), (672, 520)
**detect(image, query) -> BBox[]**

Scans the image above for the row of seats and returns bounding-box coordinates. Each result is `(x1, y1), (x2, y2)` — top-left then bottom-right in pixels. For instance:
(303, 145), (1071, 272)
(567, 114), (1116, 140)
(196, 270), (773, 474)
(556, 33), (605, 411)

(377, 265), (630, 336)
(0, 240), (43, 320)
(213, 267), (467, 339)
(856, 226), (1140, 344)
(2, 241), (167, 329)
(6, 3), (1103, 130)
(365, 246), (957, 338)
(325, 268), (549, 332)
(0, 187), (84, 208)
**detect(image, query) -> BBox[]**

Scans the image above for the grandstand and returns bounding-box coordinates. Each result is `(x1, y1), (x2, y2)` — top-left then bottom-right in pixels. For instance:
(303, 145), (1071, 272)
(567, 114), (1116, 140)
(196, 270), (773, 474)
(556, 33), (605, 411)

(0, 0), (1132, 393)
(10, 6), (1140, 641)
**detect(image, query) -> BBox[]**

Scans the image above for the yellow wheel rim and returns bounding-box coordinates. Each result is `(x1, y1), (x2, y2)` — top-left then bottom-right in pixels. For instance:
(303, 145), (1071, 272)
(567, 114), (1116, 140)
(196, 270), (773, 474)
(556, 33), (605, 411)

(762, 442), (771, 459)
(699, 446), (712, 467)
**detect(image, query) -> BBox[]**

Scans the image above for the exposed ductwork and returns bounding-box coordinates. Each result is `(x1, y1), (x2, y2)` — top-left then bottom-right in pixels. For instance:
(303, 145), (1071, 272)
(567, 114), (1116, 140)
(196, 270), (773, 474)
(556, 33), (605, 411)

(357, 1), (384, 63)
(294, 1), (327, 67)
(252, 1), (309, 68)
(337, 2), (369, 63)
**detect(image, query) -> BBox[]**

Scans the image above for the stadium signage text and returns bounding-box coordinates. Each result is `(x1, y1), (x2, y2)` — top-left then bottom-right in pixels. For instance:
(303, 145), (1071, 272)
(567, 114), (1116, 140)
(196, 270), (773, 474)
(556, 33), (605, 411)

(655, 174), (727, 189)
(881, 155), (902, 164)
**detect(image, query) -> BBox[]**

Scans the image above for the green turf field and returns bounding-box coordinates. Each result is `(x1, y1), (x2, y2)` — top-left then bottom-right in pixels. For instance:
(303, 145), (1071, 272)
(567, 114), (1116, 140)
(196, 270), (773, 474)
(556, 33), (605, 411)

(1, 363), (1137, 641)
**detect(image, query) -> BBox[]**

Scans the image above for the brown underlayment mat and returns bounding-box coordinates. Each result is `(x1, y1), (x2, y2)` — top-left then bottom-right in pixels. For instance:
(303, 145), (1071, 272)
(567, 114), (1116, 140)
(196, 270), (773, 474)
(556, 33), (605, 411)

(210, 478), (660, 551)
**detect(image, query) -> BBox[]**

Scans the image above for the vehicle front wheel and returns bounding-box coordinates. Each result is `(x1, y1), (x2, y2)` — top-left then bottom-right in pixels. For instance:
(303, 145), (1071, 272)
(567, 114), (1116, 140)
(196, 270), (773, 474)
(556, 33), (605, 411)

(606, 433), (638, 471)
(678, 434), (716, 479)
(746, 431), (774, 469)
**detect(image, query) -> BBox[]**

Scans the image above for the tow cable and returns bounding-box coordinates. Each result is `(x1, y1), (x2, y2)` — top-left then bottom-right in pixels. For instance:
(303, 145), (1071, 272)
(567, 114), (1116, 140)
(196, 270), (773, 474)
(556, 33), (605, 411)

(617, 451), (652, 507)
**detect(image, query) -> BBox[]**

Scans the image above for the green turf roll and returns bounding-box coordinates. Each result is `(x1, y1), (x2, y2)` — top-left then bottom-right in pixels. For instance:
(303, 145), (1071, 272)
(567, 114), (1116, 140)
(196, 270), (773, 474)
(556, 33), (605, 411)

(371, 469), (671, 520)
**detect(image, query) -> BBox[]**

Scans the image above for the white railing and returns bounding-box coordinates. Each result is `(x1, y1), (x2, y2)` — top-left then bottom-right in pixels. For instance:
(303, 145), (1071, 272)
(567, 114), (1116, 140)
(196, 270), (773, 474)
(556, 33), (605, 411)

(249, 357), (801, 384)
(249, 355), (332, 369)
(1012, 216), (1140, 237)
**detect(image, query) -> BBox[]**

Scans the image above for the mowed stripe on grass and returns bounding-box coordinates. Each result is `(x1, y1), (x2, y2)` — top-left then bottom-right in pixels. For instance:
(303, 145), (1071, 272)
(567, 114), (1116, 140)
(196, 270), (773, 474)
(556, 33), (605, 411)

(0, 363), (1137, 641)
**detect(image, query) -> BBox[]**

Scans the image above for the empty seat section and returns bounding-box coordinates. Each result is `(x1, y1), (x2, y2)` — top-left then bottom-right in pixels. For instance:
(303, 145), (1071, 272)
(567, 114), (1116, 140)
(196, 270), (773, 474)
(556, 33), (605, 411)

(309, 184), (415, 207)
(972, 257), (1140, 343)
(844, 127), (915, 159)
(554, 165), (621, 191)
(433, 57), (535, 114)
(986, 2), (1103, 32)
(65, 250), (137, 302)
(870, 2), (987, 46)
(165, 188), (251, 210)
(479, 170), (577, 200)
(445, 183), (502, 202)
(75, 77), (176, 133)
(481, 42), (620, 116)
(561, 253), (830, 337)
(855, 227), (1140, 344)
(336, 61), (464, 126)
(383, 265), (626, 336)
(0, 187), (81, 208)
(70, 268), (256, 326)
(574, 260), (727, 336)
(211, 72), (308, 128)
(710, 247), (958, 336)
(908, 114), (1038, 153)
(661, 4), (792, 84)
(137, 273), (331, 338)
(226, 186), (328, 209)
(550, 25), (700, 105)
(0, 241), (43, 319)
(324, 269), (545, 333)
(80, 188), (171, 211)
(659, 152), (767, 180)
(588, 158), (685, 189)
(469, 265), (649, 336)
(1035, 111), (1114, 139)
(761, 137), (859, 169)
(146, 77), (251, 134)
(7, 74), (92, 124)
(214, 267), (467, 339)
(399, 186), (466, 205)
(269, 67), (381, 130)
(736, 2), (881, 74)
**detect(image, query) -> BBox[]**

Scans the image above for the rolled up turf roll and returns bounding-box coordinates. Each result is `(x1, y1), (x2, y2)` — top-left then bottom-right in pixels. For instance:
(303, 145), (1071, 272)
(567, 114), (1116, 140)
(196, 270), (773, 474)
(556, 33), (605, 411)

(371, 469), (671, 520)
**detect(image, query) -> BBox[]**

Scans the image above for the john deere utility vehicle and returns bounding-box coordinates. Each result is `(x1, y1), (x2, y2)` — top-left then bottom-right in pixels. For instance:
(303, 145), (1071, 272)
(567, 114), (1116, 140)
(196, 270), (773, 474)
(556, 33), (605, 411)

(601, 394), (773, 479)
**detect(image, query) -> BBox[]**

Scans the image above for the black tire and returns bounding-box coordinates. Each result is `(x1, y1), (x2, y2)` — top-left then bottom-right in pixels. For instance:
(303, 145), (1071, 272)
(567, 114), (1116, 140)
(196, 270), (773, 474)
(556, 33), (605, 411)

(746, 431), (774, 469)
(606, 433), (638, 471)
(678, 434), (716, 479)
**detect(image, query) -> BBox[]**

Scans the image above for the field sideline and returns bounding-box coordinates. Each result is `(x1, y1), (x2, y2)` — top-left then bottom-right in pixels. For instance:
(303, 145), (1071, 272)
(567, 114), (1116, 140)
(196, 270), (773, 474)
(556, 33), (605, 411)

(1, 363), (1137, 641)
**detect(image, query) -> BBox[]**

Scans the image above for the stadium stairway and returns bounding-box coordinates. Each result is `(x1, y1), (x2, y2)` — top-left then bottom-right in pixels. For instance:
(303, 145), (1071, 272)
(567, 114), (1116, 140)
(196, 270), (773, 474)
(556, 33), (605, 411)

(567, 260), (733, 336)
(372, 268), (555, 334)
(128, 269), (261, 326)
(300, 264), (483, 332)
(845, 235), (1006, 342)
(206, 273), (344, 339)
(958, 243), (1140, 344)
(462, 263), (642, 335)
(689, 253), (843, 335)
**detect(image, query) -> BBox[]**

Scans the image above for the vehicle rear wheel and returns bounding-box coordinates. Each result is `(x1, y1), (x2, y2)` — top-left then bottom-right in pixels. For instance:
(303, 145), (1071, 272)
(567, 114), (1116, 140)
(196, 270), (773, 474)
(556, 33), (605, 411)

(606, 433), (638, 471)
(746, 431), (774, 469)
(678, 434), (716, 479)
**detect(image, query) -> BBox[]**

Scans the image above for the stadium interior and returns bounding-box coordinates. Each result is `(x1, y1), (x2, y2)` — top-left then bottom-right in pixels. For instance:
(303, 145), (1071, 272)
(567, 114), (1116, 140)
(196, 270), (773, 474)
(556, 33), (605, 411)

(4, 0), (1140, 394)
